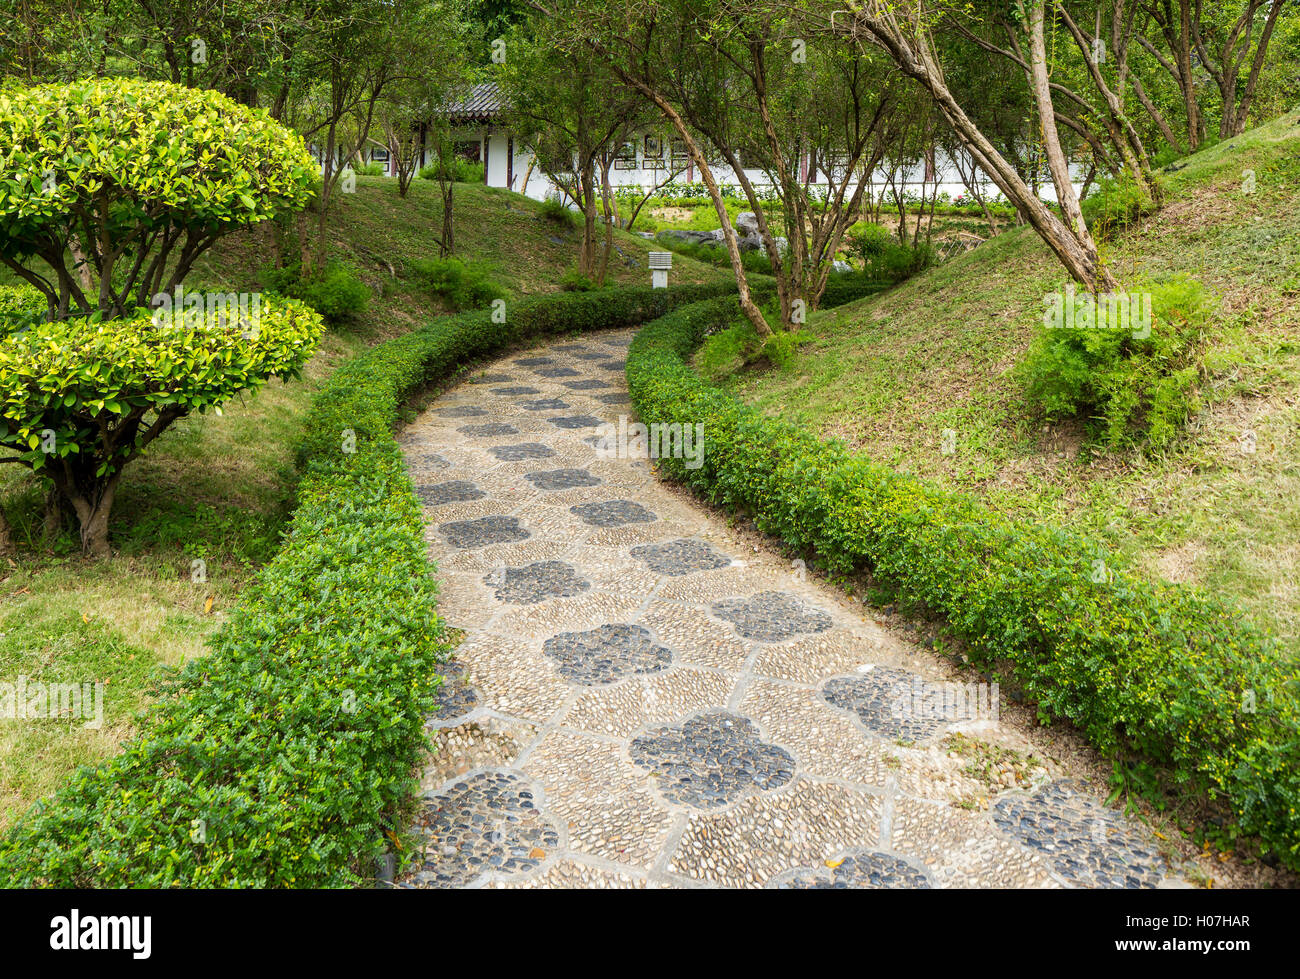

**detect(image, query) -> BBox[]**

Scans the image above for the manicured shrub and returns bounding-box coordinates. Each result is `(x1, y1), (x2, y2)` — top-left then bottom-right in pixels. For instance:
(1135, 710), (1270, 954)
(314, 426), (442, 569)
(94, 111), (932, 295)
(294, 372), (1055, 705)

(0, 78), (317, 320)
(1019, 275), (1210, 448)
(0, 298), (323, 555)
(408, 256), (504, 311)
(626, 294), (1300, 870)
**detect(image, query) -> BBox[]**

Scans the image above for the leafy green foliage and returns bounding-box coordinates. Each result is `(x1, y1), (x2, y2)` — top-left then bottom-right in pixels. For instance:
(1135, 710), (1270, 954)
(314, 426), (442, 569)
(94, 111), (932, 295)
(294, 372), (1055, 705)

(845, 223), (935, 282)
(353, 161), (386, 176)
(0, 282), (42, 331)
(408, 256), (504, 311)
(1019, 276), (1210, 448)
(559, 267), (597, 292)
(0, 78), (318, 318)
(0, 298), (322, 549)
(418, 158), (485, 183)
(538, 196), (577, 224)
(627, 294), (1300, 871)
(1082, 175), (1160, 233)
(266, 262), (371, 325)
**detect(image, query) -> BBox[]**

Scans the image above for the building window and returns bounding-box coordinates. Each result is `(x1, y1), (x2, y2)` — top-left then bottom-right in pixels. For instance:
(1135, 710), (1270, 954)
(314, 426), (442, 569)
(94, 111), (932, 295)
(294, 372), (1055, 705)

(613, 140), (638, 170)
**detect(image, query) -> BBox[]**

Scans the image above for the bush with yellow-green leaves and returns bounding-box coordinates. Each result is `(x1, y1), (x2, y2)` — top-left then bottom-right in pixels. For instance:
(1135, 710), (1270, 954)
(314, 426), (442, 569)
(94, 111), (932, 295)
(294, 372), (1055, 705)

(0, 77), (323, 555)
(0, 77), (318, 320)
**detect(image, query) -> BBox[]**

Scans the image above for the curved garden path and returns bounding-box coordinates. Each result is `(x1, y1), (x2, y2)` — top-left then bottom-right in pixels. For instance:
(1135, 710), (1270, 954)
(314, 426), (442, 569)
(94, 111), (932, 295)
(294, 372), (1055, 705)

(395, 326), (1186, 889)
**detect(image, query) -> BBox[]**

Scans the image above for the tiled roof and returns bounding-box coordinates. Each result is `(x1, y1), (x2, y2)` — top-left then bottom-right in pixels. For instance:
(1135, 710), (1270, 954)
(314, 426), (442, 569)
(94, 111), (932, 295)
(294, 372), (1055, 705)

(443, 82), (504, 123)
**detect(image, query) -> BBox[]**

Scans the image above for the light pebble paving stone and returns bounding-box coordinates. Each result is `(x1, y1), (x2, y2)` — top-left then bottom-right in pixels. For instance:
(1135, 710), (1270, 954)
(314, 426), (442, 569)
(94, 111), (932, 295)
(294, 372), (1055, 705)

(490, 591), (649, 641)
(420, 716), (538, 789)
(395, 327), (1188, 889)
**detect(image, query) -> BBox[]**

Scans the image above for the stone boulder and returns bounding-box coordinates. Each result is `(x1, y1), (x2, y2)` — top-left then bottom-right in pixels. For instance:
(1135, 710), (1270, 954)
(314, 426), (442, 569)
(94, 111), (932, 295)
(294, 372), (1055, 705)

(736, 211), (761, 236)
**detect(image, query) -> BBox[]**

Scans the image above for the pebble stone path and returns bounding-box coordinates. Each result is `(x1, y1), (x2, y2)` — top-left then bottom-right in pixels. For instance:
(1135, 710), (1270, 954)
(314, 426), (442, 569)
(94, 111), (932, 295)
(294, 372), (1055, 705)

(395, 327), (1186, 890)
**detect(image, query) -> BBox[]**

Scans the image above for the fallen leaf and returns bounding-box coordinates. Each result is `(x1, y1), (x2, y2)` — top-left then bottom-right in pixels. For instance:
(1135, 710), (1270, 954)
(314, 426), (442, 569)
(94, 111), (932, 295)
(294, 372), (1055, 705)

(529, 847), (546, 859)
(204, 595), (215, 614)
(824, 858), (845, 868)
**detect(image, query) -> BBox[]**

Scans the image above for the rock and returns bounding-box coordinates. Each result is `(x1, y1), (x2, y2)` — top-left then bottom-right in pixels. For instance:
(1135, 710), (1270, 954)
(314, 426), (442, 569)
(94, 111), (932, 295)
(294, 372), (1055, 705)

(655, 228), (717, 245)
(832, 259), (852, 273)
(736, 211), (761, 235)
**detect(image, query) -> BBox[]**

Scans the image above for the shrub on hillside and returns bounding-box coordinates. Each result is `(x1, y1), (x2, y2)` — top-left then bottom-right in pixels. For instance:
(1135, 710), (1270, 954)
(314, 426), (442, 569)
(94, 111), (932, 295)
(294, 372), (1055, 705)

(539, 197), (577, 224)
(408, 256), (504, 311)
(353, 161), (385, 176)
(265, 262), (370, 325)
(418, 158), (485, 183)
(1019, 275), (1209, 448)
(1082, 174), (1159, 232)
(559, 267), (597, 292)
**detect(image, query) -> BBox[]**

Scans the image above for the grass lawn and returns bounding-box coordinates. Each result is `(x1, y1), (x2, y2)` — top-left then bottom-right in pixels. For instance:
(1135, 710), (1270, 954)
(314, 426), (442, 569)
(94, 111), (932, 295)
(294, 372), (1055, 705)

(0, 178), (729, 829)
(714, 110), (1300, 653)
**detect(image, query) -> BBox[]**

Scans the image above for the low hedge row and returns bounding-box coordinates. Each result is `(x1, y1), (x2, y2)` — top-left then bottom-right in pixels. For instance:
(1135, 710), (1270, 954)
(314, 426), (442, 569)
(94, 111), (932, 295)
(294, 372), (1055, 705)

(0, 439), (443, 886)
(626, 295), (1300, 869)
(0, 281), (731, 887)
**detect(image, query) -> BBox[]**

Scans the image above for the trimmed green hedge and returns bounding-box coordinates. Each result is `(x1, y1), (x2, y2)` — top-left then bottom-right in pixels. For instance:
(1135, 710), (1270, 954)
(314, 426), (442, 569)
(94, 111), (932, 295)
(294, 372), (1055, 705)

(0, 281), (731, 887)
(627, 295), (1300, 869)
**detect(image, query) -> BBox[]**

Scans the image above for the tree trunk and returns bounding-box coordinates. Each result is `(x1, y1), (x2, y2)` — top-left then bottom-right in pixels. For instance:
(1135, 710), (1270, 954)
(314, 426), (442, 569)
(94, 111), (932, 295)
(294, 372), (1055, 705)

(597, 158), (615, 286)
(0, 510), (14, 560)
(848, 7), (1116, 291)
(598, 58), (772, 335)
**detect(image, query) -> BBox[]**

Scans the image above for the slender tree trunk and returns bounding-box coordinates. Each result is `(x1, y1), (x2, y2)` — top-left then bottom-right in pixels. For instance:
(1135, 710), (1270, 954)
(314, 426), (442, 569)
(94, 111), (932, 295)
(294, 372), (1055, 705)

(602, 63), (772, 335)
(846, 6), (1115, 290)
(597, 157), (615, 286)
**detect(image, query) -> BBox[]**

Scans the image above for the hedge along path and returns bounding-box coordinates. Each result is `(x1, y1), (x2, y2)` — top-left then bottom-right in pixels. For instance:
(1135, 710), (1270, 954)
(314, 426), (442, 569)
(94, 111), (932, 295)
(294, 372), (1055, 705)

(396, 327), (1188, 889)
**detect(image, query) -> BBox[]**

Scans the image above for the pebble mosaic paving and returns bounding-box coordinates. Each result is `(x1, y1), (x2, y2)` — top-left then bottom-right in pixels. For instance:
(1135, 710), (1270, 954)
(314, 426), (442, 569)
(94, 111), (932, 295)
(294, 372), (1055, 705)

(395, 327), (1185, 889)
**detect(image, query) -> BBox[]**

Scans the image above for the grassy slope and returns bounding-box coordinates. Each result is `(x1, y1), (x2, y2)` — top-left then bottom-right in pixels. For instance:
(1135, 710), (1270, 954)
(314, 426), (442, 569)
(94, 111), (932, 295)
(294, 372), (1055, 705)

(721, 110), (1300, 652)
(0, 179), (728, 827)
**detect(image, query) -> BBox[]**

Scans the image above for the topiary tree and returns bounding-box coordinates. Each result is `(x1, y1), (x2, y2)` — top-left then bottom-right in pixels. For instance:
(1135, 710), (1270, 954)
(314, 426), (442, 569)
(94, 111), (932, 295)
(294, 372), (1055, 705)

(0, 78), (319, 320)
(0, 78), (325, 556)
(0, 300), (324, 556)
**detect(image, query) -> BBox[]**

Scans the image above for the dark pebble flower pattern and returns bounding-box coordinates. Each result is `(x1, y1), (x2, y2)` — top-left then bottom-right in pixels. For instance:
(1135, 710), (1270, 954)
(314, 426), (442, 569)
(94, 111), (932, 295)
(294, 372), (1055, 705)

(821, 667), (949, 743)
(630, 711), (795, 809)
(409, 771), (560, 887)
(631, 538), (731, 576)
(542, 623), (673, 686)
(993, 780), (1163, 888)
(710, 591), (832, 642)
(486, 560), (590, 605)
(439, 515), (530, 549)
